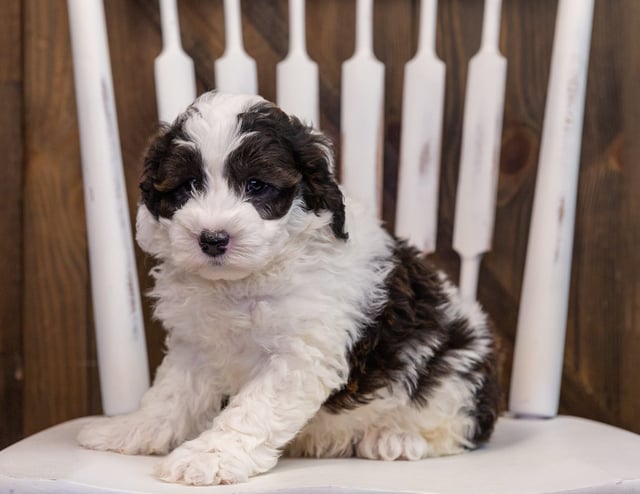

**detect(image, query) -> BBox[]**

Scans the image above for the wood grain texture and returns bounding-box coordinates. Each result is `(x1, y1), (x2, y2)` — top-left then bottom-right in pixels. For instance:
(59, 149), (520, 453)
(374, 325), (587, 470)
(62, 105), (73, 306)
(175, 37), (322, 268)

(562, 0), (640, 430)
(0, 0), (24, 448)
(373, 0), (415, 230)
(1, 0), (639, 446)
(619, 0), (640, 435)
(306, 0), (355, 180)
(22, 0), (91, 435)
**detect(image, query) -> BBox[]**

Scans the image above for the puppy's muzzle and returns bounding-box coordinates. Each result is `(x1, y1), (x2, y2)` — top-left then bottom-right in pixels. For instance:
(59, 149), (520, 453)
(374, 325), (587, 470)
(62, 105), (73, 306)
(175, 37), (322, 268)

(199, 230), (230, 257)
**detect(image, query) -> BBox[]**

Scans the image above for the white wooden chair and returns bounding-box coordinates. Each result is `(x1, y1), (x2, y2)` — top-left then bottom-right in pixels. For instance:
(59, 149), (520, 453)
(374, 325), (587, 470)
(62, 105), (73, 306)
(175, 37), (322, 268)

(1, 0), (639, 493)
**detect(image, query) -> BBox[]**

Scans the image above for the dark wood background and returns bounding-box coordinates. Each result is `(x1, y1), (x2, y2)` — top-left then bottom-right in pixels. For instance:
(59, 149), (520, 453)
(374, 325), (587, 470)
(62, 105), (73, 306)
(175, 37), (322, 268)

(1, 0), (639, 448)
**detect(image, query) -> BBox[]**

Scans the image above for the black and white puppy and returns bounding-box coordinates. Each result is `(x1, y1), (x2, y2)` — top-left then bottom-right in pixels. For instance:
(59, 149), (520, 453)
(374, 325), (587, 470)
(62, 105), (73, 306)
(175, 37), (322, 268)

(78, 91), (500, 486)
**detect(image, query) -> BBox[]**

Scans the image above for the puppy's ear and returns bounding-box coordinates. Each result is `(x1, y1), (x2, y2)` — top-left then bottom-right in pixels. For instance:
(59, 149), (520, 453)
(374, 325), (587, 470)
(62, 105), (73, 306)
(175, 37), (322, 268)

(139, 112), (205, 219)
(240, 103), (348, 240)
(240, 102), (349, 240)
(288, 118), (349, 241)
(139, 124), (171, 219)
(293, 127), (349, 240)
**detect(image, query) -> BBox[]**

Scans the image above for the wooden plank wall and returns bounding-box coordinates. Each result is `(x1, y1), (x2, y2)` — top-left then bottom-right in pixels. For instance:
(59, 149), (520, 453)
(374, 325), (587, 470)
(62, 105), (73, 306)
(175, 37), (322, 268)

(0, 0), (24, 448)
(1, 0), (639, 447)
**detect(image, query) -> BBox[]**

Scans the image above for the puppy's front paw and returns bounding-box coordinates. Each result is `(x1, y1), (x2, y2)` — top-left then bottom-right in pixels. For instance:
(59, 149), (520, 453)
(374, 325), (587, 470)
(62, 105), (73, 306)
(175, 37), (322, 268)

(77, 415), (176, 455)
(156, 441), (250, 486)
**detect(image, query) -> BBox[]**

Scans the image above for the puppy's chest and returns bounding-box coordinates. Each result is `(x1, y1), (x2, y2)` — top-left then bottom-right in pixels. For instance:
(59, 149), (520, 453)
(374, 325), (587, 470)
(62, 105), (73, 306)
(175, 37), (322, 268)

(153, 275), (289, 343)
(151, 262), (381, 369)
(169, 293), (276, 336)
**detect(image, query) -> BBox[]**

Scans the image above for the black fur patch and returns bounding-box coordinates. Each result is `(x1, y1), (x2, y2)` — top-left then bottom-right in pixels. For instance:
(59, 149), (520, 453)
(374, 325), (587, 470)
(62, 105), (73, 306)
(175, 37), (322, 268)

(224, 129), (301, 221)
(322, 240), (499, 446)
(140, 110), (206, 219)
(229, 103), (348, 239)
(465, 355), (501, 444)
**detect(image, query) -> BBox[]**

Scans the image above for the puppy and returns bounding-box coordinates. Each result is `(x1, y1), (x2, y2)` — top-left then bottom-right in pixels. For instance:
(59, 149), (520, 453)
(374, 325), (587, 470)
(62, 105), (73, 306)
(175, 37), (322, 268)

(78, 91), (500, 486)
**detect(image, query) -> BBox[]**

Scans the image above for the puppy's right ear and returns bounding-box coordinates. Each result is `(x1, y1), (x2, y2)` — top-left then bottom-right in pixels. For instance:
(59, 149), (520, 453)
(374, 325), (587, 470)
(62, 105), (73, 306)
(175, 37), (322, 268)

(139, 124), (171, 219)
(139, 115), (205, 219)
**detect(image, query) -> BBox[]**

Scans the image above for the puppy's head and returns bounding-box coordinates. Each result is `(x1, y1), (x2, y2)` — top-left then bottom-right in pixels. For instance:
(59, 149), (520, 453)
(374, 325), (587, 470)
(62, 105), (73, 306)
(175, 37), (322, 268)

(137, 91), (347, 281)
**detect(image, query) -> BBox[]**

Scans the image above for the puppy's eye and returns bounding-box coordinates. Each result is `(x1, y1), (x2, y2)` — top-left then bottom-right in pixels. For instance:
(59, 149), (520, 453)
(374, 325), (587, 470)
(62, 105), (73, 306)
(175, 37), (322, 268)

(245, 178), (270, 195)
(180, 177), (198, 191)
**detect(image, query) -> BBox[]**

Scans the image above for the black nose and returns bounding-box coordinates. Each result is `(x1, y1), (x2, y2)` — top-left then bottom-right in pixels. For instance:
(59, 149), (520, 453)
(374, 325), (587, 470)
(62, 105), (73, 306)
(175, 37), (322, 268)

(199, 230), (230, 257)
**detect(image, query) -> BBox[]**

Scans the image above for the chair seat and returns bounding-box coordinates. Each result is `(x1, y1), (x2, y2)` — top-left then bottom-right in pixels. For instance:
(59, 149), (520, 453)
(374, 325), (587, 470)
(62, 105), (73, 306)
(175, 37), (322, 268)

(0, 415), (639, 494)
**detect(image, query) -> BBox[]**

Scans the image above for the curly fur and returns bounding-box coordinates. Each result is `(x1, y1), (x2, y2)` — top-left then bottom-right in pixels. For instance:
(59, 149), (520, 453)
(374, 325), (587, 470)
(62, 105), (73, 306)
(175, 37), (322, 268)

(77, 91), (500, 486)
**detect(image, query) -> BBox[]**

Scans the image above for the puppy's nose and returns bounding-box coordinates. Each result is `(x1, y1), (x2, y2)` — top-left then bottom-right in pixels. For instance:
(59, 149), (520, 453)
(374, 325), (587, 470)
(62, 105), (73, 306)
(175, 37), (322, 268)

(199, 230), (230, 257)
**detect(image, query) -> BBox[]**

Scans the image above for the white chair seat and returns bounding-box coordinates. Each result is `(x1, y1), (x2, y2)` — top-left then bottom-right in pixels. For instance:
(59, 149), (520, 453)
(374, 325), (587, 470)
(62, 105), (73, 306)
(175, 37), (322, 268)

(1, 415), (639, 494)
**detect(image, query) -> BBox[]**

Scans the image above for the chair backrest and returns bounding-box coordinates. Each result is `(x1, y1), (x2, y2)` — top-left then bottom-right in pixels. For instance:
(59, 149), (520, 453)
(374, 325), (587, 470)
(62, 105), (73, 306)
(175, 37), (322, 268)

(66, 0), (594, 420)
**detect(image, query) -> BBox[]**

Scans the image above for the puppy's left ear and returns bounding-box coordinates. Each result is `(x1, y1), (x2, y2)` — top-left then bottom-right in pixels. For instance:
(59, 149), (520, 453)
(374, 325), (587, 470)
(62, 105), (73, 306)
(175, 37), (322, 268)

(289, 118), (348, 240)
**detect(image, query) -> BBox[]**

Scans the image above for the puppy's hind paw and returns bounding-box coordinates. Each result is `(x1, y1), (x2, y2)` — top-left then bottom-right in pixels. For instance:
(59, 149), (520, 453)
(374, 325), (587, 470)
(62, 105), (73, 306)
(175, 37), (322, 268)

(77, 415), (175, 455)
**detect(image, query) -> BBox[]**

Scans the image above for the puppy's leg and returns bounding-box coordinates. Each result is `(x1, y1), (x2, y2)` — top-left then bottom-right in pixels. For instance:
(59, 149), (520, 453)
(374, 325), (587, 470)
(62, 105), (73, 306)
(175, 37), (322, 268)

(78, 344), (219, 455)
(157, 355), (337, 486)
